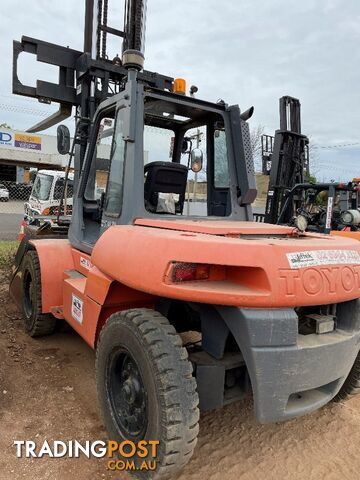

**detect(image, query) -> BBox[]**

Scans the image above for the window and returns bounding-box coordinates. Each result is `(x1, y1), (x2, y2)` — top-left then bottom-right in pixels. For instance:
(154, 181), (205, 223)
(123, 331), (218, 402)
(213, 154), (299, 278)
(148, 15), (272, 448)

(143, 125), (182, 214)
(32, 173), (53, 201)
(142, 95), (232, 218)
(104, 108), (126, 216)
(144, 126), (174, 165)
(214, 130), (230, 188)
(84, 116), (114, 202)
(181, 126), (208, 217)
(53, 178), (74, 201)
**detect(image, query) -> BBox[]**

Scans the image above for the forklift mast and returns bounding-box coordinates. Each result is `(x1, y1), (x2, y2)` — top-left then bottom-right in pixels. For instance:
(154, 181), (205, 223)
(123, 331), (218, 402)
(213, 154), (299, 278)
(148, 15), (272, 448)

(264, 96), (309, 224)
(12, 0), (257, 231)
(12, 0), (172, 168)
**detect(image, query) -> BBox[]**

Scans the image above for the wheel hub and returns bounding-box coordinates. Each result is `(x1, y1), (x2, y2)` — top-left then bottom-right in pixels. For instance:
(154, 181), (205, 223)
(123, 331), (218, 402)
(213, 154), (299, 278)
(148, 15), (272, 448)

(122, 377), (141, 405)
(109, 351), (148, 439)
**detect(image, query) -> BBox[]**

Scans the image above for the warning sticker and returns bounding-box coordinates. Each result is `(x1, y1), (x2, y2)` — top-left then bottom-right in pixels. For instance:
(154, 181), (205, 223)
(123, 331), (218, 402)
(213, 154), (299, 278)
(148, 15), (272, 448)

(71, 294), (83, 324)
(287, 250), (360, 269)
(80, 257), (93, 270)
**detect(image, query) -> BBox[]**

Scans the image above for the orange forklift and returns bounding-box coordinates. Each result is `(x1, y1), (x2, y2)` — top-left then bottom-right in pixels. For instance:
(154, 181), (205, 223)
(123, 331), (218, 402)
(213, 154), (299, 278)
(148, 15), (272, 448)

(9, 1), (360, 478)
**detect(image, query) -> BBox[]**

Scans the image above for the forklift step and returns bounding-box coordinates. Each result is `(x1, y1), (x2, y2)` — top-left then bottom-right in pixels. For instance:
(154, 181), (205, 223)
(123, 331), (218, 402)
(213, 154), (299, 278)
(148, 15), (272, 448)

(188, 350), (245, 370)
(63, 271), (86, 296)
(63, 269), (86, 280)
(50, 306), (64, 319)
(188, 350), (246, 411)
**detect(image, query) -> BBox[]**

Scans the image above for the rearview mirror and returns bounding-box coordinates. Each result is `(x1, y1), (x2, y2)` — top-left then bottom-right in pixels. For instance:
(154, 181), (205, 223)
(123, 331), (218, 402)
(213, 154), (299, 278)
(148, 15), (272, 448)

(190, 148), (203, 173)
(57, 125), (70, 155)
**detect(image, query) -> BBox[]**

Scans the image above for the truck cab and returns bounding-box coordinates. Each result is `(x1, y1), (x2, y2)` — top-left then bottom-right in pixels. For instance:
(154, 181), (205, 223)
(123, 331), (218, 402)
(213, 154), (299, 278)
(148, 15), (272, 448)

(25, 169), (74, 218)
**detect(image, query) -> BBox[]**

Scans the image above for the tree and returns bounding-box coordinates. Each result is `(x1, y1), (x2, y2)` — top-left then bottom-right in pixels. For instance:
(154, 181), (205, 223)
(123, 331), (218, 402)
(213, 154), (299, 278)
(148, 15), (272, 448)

(0, 122), (12, 129)
(307, 135), (320, 179)
(250, 124), (265, 172)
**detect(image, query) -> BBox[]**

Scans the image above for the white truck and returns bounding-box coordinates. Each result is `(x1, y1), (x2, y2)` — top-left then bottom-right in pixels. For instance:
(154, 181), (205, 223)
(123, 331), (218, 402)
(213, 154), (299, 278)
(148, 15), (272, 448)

(25, 170), (74, 218)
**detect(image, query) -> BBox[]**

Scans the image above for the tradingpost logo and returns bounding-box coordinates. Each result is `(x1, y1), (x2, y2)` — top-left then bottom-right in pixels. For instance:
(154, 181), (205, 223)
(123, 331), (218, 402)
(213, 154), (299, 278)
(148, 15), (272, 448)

(14, 439), (160, 473)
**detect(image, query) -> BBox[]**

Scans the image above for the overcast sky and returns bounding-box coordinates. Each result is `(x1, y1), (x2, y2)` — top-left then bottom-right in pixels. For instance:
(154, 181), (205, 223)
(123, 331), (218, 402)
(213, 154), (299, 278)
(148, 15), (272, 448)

(1, 0), (360, 180)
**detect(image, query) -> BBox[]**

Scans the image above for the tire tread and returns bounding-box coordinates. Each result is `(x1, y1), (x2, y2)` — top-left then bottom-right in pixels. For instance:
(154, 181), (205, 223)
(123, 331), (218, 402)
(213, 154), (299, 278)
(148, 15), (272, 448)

(96, 308), (199, 479)
(22, 251), (56, 337)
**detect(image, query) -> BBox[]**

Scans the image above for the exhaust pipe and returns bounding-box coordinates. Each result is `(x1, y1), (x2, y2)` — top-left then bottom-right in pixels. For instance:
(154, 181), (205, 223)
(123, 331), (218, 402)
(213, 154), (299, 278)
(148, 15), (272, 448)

(240, 106), (254, 121)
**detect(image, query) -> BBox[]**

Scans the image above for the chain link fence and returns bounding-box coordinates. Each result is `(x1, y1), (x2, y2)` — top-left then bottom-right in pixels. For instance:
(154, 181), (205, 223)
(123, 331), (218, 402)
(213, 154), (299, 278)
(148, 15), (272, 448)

(0, 181), (30, 213)
(0, 181), (30, 240)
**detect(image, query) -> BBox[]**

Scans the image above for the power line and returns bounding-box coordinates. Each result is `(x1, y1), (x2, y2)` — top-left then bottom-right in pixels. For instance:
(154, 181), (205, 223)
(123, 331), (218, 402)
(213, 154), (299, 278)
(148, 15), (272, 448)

(0, 102), (55, 118)
(0, 93), (44, 104)
(313, 142), (360, 149)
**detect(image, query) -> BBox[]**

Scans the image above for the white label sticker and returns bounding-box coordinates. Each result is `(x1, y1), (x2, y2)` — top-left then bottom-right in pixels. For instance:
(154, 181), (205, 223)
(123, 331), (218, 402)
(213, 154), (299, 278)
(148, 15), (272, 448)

(287, 250), (360, 269)
(325, 197), (334, 230)
(71, 294), (83, 324)
(80, 256), (93, 270)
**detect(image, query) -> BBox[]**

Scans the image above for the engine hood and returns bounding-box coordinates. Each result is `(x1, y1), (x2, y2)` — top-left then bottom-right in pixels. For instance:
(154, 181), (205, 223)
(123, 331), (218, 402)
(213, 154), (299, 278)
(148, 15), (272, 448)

(134, 218), (297, 236)
(91, 219), (360, 308)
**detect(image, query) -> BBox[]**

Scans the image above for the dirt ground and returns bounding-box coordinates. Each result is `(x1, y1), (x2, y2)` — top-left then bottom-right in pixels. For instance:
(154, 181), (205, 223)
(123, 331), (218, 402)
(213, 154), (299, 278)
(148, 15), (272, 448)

(1, 268), (360, 480)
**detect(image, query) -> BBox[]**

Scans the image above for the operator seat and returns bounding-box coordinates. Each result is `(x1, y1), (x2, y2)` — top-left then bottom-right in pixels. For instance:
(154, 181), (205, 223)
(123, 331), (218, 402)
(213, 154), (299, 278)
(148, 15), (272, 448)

(144, 161), (188, 214)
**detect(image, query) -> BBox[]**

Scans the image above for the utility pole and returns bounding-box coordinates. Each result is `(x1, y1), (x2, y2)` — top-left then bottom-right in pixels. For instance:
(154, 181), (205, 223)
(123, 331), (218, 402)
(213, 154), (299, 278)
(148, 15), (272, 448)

(193, 128), (201, 203)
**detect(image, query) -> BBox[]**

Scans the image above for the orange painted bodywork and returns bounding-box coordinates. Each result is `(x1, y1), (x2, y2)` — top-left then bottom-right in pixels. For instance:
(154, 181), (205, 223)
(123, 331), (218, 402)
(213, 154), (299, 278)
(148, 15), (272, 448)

(31, 239), (155, 347)
(29, 239), (74, 312)
(29, 218), (360, 349)
(332, 231), (360, 242)
(92, 220), (360, 309)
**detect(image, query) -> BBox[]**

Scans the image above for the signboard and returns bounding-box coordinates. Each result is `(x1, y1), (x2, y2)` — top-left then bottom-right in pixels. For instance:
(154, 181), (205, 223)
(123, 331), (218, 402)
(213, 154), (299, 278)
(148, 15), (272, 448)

(0, 130), (42, 151)
(14, 133), (41, 151)
(0, 131), (14, 146)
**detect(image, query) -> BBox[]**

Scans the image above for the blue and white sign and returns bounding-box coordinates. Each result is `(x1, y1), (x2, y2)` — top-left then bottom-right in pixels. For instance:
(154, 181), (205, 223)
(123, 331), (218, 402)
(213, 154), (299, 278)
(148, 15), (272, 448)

(0, 131), (13, 146)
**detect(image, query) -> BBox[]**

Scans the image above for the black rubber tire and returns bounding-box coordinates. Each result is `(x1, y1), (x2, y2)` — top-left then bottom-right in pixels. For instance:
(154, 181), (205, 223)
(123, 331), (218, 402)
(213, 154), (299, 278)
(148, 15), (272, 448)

(21, 251), (56, 337)
(96, 308), (199, 479)
(333, 351), (360, 402)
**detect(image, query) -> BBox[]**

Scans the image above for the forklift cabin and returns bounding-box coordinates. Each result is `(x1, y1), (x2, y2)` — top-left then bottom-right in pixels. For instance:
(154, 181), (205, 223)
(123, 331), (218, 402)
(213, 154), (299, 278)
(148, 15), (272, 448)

(69, 71), (256, 253)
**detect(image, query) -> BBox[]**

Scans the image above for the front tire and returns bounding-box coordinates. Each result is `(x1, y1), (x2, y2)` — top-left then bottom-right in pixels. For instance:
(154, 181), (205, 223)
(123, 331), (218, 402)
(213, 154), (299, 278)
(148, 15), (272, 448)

(96, 309), (199, 479)
(333, 352), (360, 402)
(21, 251), (56, 337)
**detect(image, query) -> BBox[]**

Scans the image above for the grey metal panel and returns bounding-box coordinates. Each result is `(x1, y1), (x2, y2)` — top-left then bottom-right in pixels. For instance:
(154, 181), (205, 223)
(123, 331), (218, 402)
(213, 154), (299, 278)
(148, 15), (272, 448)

(228, 105), (257, 207)
(196, 365), (225, 411)
(241, 120), (255, 177)
(216, 302), (360, 423)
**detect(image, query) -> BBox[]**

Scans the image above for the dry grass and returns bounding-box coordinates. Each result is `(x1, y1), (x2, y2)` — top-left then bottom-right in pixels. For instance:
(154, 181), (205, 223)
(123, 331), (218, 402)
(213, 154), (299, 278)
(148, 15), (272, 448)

(0, 241), (19, 268)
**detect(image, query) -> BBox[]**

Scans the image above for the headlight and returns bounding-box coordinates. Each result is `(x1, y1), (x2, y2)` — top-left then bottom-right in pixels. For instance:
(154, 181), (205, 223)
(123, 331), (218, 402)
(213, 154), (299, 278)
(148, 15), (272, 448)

(294, 214), (308, 232)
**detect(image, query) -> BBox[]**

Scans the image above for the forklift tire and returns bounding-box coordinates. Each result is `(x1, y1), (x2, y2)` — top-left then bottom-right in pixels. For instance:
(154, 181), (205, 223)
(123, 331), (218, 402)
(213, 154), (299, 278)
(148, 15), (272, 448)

(21, 251), (56, 337)
(96, 309), (199, 479)
(333, 351), (360, 402)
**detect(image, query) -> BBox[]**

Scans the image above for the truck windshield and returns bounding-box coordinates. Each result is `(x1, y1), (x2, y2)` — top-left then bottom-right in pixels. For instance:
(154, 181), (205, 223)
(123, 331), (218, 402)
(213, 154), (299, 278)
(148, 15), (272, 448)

(32, 174), (53, 201)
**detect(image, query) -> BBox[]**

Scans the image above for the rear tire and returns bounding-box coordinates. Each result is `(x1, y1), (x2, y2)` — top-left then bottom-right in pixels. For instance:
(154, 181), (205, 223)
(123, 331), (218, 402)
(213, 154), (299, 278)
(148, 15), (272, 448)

(22, 251), (56, 337)
(96, 308), (199, 479)
(333, 351), (360, 402)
